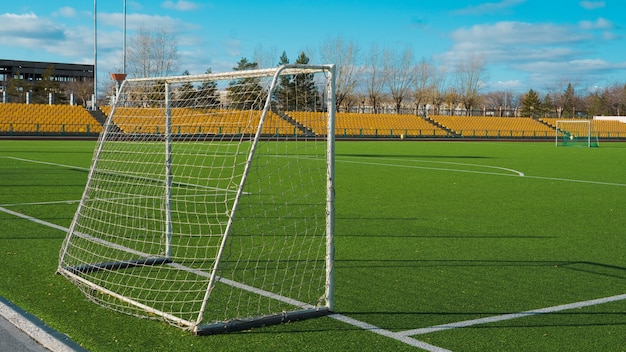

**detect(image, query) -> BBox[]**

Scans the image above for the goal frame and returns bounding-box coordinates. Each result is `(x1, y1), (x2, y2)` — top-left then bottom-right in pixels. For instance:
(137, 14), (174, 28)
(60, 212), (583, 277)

(555, 119), (599, 147)
(57, 64), (337, 334)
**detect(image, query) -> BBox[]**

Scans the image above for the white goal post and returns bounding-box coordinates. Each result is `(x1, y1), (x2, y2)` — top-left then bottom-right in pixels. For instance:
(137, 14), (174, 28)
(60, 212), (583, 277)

(57, 64), (336, 334)
(555, 119), (599, 147)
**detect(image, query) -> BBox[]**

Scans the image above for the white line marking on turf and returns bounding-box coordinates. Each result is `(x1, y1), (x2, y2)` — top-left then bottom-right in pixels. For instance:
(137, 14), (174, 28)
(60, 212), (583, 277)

(338, 156), (525, 177)
(2, 206), (452, 351)
(400, 293), (626, 336)
(4, 156), (248, 195)
(4, 156), (89, 171)
(521, 175), (625, 187)
(0, 200), (80, 207)
(337, 156), (626, 187)
(0, 206), (68, 232)
(329, 313), (452, 352)
(5, 203), (626, 352)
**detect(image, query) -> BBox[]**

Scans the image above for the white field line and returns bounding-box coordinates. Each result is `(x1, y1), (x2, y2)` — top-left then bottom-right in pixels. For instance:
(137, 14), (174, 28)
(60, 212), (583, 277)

(0, 206), (68, 232)
(3, 156), (89, 171)
(3, 156), (248, 195)
(400, 293), (626, 336)
(336, 156), (626, 187)
(0, 200), (80, 207)
(3, 205), (626, 352)
(2, 205), (451, 351)
(338, 156), (525, 177)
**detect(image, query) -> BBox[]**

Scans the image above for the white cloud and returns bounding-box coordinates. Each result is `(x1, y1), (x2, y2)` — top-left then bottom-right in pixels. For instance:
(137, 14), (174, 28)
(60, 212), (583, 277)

(223, 39), (241, 57)
(453, 0), (526, 15)
(443, 21), (590, 65)
(162, 0), (199, 11)
(580, 1), (605, 10)
(516, 59), (626, 82)
(0, 12), (66, 43)
(451, 21), (587, 46)
(579, 17), (613, 30)
(53, 7), (77, 18)
(440, 20), (626, 90)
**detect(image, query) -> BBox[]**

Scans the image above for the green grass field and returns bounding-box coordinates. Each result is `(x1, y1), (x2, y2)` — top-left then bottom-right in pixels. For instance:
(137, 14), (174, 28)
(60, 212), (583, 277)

(1, 139), (625, 352)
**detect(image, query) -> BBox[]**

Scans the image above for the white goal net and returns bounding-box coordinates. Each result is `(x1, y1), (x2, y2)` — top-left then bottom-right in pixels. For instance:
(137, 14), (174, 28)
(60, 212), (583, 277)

(58, 64), (336, 334)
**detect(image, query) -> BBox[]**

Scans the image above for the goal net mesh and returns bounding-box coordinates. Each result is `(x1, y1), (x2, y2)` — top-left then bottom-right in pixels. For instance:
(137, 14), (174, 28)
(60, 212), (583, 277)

(58, 65), (336, 334)
(556, 119), (599, 147)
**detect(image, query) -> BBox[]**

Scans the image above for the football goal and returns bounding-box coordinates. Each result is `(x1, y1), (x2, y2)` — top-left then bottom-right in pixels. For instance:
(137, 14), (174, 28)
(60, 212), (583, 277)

(57, 64), (336, 334)
(555, 119), (599, 147)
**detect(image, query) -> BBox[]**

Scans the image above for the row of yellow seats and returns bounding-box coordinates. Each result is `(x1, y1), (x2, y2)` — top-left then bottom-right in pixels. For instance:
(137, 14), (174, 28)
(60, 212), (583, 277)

(108, 108), (302, 135)
(433, 116), (554, 136)
(288, 111), (449, 136)
(0, 103), (99, 124)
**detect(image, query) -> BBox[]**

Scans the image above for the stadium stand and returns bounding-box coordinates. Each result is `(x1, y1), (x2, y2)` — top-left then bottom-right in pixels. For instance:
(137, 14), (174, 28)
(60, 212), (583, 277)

(0, 103), (102, 135)
(2, 103), (625, 140)
(431, 115), (555, 138)
(288, 111), (451, 137)
(100, 106), (302, 136)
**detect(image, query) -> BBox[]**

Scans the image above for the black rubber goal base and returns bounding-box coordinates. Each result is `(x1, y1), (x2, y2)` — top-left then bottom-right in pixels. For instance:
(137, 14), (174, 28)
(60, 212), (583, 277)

(193, 307), (332, 335)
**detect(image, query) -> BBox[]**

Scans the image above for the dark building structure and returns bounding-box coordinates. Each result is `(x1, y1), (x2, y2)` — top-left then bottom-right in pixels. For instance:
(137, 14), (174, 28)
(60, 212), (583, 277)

(0, 59), (94, 86)
(0, 59), (94, 104)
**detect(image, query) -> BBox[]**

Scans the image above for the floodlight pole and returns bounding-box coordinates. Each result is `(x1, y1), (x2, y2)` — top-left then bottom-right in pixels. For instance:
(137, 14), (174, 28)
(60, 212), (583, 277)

(123, 0), (126, 74)
(93, 0), (97, 110)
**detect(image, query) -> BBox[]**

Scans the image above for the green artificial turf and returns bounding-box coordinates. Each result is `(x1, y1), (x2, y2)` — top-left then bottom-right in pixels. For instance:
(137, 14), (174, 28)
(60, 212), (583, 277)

(1, 140), (625, 351)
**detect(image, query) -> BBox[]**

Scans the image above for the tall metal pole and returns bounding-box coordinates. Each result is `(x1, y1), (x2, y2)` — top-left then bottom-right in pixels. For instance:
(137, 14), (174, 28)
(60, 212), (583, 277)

(93, 0), (97, 110)
(123, 0), (126, 74)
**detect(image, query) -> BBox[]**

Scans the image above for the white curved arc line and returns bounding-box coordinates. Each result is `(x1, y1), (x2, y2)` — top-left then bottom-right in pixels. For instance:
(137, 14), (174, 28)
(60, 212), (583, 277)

(338, 157), (525, 177)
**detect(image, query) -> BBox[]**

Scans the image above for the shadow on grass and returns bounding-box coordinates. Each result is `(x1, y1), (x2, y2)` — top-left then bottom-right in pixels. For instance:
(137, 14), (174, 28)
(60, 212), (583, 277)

(230, 310), (626, 335)
(335, 259), (626, 280)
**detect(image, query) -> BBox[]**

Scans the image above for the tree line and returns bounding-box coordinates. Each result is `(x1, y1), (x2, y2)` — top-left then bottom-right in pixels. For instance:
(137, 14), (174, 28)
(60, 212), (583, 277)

(160, 30), (626, 118)
(8, 23), (625, 119)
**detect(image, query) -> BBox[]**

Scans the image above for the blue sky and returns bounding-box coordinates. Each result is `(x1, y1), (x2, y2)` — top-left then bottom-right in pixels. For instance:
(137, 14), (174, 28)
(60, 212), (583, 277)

(1, 0), (624, 93)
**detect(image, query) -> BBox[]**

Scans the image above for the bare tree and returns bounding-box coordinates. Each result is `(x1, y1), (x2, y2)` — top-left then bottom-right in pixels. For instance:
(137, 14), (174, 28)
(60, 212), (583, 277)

(319, 35), (361, 112)
(65, 79), (95, 106)
(430, 61), (448, 115)
(412, 58), (433, 116)
(365, 43), (386, 113)
(606, 83), (626, 115)
(127, 24), (179, 78)
(252, 44), (279, 69)
(454, 54), (487, 116)
(383, 47), (415, 114)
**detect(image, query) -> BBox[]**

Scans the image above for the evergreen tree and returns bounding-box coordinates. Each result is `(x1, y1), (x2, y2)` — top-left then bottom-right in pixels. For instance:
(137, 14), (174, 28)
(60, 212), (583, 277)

(521, 89), (541, 117)
(197, 68), (220, 108)
(562, 83), (577, 117)
(33, 65), (65, 104)
(292, 52), (319, 111)
(274, 51), (293, 110)
(274, 52), (320, 111)
(227, 57), (265, 110)
(6, 70), (26, 103)
(174, 70), (197, 107)
(542, 93), (554, 116)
